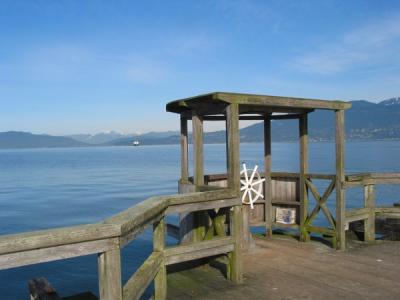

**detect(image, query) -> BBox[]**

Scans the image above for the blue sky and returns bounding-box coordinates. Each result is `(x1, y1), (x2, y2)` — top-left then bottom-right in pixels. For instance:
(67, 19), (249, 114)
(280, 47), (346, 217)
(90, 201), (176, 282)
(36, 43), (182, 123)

(1, 1), (400, 135)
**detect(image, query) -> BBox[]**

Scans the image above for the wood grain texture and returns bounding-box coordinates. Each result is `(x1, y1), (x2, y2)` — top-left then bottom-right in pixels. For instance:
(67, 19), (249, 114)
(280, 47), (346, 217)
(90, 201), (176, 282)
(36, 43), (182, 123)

(192, 113), (204, 186)
(299, 114), (309, 242)
(264, 114), (273, 237)
(226, 103), (240, 194)
(98, 248), (122, 300)
(166, 92), (352, 114)
(229, 206), (243, 283)
(0, 238), (118, 271)
(122, 252), (162, 300)
(165, 237), (234, 265)
(166, 198), (240, 214)
(180, 115), (189, 183)
(345, 208), (370, 223)
(335, 110), (346, 250)
(104, 196), (168, 240)
(167, 238), (400, 300)
(364, 184), (376, 242)
(154, 219), (167, 300)
(0, 223), (120, 256)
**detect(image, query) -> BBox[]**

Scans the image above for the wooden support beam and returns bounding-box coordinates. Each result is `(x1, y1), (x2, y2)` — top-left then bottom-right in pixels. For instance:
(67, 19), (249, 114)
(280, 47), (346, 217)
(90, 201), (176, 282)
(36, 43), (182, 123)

(264, 114), (273, 238)
(180, 115), (189, 183)
(192, 112), (206, 242)
(305, 225), (335, 236)
(0, 238), (118, 271)
(229, 206), (243, 283)
(201, 113), (304, 121)
(164, 237), (234, 265)
(305, 179), (336, 227)
(166, 198), (241, 214)
(226, 104), (240, 193)
(98, 248), (122, 300)
(122, 252), (162, 300)
(153, 219), (167, 300)
(364, 184), (376, 242)
(335, 110), (346, 250)
(0, 223), (120, 256)
(271, 113), (304, 120)
(225, 103), (243, 283)
(345, 208), (370, 223)
(168, 189), (238, 206)
(374, 207), (400, 218)
(192, 112), (204, 186)
(299, 114), (309, 242)
(203, 115), (258, 121)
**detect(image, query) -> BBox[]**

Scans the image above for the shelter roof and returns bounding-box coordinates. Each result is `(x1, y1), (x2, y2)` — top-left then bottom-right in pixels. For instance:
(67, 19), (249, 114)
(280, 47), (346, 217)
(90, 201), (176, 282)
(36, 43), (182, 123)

(166, 92), (351, 115)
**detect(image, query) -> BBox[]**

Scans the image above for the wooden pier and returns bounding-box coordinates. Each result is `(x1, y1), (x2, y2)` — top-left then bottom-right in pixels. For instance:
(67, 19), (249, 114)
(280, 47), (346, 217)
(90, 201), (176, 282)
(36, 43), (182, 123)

(168, 237), (400, 300)
(1, 92), (400, 299)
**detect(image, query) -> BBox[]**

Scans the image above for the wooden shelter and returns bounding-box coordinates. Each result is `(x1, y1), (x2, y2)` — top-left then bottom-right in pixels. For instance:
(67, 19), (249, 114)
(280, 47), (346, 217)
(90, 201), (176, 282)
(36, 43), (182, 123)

(2, 92), (400, 299)
(167, 92), (352, 250)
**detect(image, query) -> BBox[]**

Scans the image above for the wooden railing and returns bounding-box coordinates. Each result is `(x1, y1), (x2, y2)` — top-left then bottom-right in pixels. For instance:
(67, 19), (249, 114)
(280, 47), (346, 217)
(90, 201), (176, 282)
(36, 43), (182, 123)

(0, 188), (242, 300)
(302, 173), (337, 246)
(344, 173), (400, 242)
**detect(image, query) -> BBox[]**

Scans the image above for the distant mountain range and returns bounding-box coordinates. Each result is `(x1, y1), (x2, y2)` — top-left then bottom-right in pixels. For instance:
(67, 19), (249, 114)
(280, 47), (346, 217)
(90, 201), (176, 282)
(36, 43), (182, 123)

(236, 97), (400, 142)
(0, 97), (399, 149)
(0, 131), (88, 149)
(106, 97), (400, 145)
(68, 131), (130, 144)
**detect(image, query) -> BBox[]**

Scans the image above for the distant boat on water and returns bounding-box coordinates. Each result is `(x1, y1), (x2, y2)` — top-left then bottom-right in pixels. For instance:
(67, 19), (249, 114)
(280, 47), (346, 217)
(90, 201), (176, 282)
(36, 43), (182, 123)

(132, 140), (140, 146)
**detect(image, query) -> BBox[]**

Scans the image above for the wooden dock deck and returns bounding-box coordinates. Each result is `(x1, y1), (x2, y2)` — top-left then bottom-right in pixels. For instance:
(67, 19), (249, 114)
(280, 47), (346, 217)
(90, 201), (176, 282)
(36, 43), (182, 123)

(168, 237), (400, 300)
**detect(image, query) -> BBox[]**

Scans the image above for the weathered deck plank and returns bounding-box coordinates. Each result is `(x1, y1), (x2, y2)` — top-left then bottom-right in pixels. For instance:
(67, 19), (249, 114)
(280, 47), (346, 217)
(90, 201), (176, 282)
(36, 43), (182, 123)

(168, 238), (400, 300)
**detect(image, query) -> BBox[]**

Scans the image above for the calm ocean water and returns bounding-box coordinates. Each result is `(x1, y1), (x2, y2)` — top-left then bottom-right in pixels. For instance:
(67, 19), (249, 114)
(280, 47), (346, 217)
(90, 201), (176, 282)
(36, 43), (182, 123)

(0, 141), (399, 299)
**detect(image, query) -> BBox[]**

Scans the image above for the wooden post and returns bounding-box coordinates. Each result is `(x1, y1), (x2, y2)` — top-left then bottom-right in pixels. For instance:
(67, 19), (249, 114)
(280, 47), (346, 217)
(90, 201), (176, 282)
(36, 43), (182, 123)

(230, 206), (243, 283)
(98, 246), (122, 300)
(242, 204), (252, 247)
(153, 218), (167, 299)
(226, 103), (243, 283)
(192, 112), (205, 242)
(180, 115), (189, 183)
(364, 184), (376, 242)
(335, 110), (346, 250)
(192, 112), (204, 186)
(299, 114), (309, 242)
(226, 104), (240, 193)
(178, 115), (193, 244)
(264, 114), (273, 237)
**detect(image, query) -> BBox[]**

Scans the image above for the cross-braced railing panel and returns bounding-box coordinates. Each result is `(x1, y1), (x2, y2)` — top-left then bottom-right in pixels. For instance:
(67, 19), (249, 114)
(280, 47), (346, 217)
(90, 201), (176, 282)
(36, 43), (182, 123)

(303, 177), (337, 245)
(305, 178), (336, 228)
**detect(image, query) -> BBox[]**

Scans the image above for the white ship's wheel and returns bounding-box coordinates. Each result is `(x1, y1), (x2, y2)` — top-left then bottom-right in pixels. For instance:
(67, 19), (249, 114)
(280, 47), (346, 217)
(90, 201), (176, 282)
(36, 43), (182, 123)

(240, 163), (265, 209)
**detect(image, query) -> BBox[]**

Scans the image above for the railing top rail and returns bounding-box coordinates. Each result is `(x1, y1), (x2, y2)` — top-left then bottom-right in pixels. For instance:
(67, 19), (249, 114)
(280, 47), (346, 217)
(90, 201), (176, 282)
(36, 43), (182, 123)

(202, 172), (336, 181)
(0, 188), (236, 256)
(0, 223), (121, 256)
(103, 195), (169, 237)
(346, 172), (400, 182)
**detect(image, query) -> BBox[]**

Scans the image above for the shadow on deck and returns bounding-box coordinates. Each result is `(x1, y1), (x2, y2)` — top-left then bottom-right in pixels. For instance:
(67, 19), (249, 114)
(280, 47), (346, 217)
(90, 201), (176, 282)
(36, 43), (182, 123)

(168, 237), (400, 300)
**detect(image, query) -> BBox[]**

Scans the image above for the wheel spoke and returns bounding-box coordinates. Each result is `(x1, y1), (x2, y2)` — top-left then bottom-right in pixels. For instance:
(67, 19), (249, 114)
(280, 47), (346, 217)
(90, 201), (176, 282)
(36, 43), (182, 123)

(242, 163), (249, 183)
(249, 165), (258, 184)
(251, 187), (264, 199)
(240, 164), (264, 210)
(241, 189), (248, 203)
(248, 190), (254, 209)
(251, 178), (266, 186)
